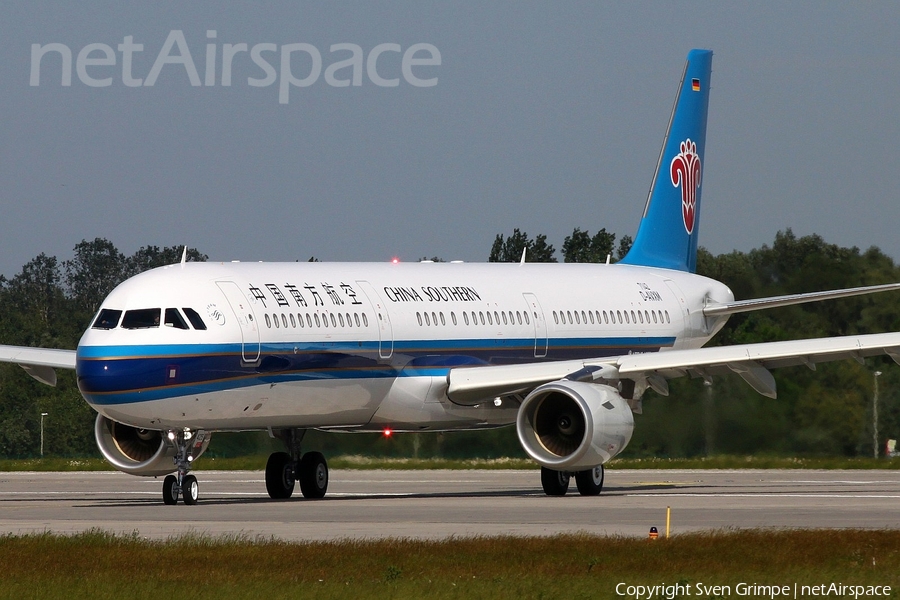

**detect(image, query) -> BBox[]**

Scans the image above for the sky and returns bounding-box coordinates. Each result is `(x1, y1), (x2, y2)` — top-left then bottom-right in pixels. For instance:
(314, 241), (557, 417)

(1, 2), (899, 278)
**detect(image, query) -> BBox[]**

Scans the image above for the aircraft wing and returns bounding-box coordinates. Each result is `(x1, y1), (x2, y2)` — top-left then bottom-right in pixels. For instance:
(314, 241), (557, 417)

(0, 345), (77, 387)
(447, 331), (900, 404)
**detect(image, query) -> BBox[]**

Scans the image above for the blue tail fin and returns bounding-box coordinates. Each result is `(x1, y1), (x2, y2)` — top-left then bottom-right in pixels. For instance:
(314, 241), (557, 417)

(620, 49), (712, 273)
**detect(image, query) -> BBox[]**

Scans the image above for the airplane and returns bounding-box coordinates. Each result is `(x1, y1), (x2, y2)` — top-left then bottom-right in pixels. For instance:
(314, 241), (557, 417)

(3, 48), (900, 505)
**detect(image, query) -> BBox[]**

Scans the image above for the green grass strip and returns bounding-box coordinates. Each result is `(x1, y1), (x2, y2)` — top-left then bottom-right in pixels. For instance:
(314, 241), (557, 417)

(0, 529), (897, 599)
(3, 454), (900, 472)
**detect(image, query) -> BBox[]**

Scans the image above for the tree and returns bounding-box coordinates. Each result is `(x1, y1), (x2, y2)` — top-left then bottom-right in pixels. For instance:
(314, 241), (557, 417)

(489, 229), (557, 262)
(562, 227), (617, 263)
(64, 239), (126, 317)
(125, 245), (208, 277)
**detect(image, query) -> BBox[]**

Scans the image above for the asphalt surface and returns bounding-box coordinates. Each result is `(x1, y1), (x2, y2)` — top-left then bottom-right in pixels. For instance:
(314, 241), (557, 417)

(0, 469), (898, 540)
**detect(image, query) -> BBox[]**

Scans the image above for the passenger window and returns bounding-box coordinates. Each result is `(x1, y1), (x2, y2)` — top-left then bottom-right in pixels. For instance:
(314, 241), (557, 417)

(338, 313), (345, 327)
(306, 314), (313, 328)
(502, 312), (508, 325)
(553, 311), (559, 325)
(440, 312), (446, 326)
(493, 311), (499, 324)
(665, 311), (670, 323)
(274, 314), (280, 328)
(433, 312), (439, 326)
(525, 312), (530, 325)
(92, 309), (122, 330)
(281, 314), (288, 328)
(121, 308), (161, 329)
(516, 311), (522, 325)
(346, 313), (352, 326)
(617, 310), (623, 323)
(315, 314), (321, 327)
(589, 311), (595, 325)
(424, 312), (431, 326)
(354, 314), (361, 327)
(479, 312), (485, 325)
(464, 312), (470, 326)
(487, 312), (493, 325)
(652, 311), (658, 323)
(363, 314), (369, 327)
(567, 311), (573, 323)
(164, 308), (189, 330)
(265, 314), (272, 328)
(575, 311), (580, 325)
(299, 314), (305, 328)
(418, 312), (423, 326)
(290, 314), (296, 328)
(638, 311), (644, 324)
(330, 314), (336, 327)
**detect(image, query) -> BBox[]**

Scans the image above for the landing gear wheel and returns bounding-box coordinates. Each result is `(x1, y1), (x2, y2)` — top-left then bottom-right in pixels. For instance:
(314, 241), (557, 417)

(575, 465), (604, 496)
(540, 467), (570, 496)
(182, 474), (199, 505)
(265, 452), (296, 499)
(162, 474), (179, 505)
(299, 452), (328, 499)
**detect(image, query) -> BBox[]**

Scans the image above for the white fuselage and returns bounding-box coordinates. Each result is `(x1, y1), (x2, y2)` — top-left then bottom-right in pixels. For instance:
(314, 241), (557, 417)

(75, 261), (733, 432)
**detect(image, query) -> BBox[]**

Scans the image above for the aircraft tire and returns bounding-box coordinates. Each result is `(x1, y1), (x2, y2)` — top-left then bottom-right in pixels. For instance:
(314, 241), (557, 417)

(265, 452), (295, 499)
(162, 474), (179, 505)
(574, 465), (604, 496)
(299, 452), (328, 499)
(540, 467), (570, 496)
(182, 474), (199, 505)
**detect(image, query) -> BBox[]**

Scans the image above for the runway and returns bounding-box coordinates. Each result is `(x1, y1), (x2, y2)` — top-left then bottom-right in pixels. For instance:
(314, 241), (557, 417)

(0, 469), (898, 541)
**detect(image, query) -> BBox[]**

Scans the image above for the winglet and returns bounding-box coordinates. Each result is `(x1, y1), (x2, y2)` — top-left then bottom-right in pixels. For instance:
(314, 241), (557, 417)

(620, 49), (712, 273)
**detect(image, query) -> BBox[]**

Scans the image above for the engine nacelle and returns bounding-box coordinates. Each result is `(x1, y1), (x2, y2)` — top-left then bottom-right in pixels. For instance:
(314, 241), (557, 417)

(516, 380), (634, 471)
(94, 414), (210, 477)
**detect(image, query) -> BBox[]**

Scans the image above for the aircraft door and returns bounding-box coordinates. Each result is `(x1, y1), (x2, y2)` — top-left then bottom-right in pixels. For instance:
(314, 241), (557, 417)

(216, 281), (261, 363)
(664, 279), (689, 350)
(523, 293), (548, 358)
(356, 280), (393, 360)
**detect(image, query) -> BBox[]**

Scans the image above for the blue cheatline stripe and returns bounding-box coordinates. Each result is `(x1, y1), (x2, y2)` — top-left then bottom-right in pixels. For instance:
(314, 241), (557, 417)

(76, 335), (677, 406)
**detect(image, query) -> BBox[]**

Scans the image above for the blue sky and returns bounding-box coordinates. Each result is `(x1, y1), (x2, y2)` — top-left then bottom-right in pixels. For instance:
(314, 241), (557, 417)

(1, 2), (898, 277)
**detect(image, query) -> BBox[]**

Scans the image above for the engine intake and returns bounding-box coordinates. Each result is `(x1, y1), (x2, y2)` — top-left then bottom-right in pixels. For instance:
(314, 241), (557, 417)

(516, 380), (634, 471)
(94, 414), (210, 477)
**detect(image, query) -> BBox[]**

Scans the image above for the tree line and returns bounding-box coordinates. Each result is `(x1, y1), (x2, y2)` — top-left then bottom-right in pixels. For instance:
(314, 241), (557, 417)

(1, 230), (899, 460)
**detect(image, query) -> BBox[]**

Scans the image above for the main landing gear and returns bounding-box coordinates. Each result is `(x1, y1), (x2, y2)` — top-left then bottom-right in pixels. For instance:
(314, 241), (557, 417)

(264, 429), (329, 500)
(161, 429), (207, 505)
(540, 465), (604, 497)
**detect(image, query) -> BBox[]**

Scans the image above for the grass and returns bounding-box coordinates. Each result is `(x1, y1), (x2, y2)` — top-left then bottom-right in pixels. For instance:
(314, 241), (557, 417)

(0, 529), (897, 599)
(2, 454), (900, 472)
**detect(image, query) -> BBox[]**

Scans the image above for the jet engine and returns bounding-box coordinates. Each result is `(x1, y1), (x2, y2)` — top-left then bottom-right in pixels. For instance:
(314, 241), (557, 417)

(516, 380), (634, 471)
(94, 414), (210, 476)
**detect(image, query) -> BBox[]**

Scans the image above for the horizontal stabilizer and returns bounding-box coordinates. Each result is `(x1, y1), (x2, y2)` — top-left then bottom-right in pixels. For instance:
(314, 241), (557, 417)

(703, 282), (900, 317)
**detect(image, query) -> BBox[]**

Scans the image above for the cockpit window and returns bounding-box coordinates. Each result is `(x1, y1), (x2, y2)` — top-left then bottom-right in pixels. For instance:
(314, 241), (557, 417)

(92, 309), (122, 330)
(182, 308), (207, 330)
(121, 308), (161, 329)
(164, 308), (189, 330)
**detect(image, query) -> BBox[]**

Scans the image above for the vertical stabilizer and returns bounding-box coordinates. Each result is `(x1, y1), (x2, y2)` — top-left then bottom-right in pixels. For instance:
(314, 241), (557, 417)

(620, 49), (712, 272)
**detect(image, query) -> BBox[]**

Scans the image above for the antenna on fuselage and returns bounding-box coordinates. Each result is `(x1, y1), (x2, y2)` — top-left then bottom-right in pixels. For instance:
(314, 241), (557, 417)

(180, 246), (187, 266)
(520, 247), (527, 265)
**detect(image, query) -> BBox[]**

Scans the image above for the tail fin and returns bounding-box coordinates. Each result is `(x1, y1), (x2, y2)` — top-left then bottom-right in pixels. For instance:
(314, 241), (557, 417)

(620, 49), (712, 272)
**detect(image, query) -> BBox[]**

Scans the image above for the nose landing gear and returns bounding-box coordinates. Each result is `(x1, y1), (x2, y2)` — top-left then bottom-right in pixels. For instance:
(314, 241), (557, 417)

(161, 429), (206, 505)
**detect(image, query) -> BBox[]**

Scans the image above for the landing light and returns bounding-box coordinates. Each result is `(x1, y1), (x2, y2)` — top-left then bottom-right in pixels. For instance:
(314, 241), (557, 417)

(383, 427), (393, 438)
(391, 257), (400, 264)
